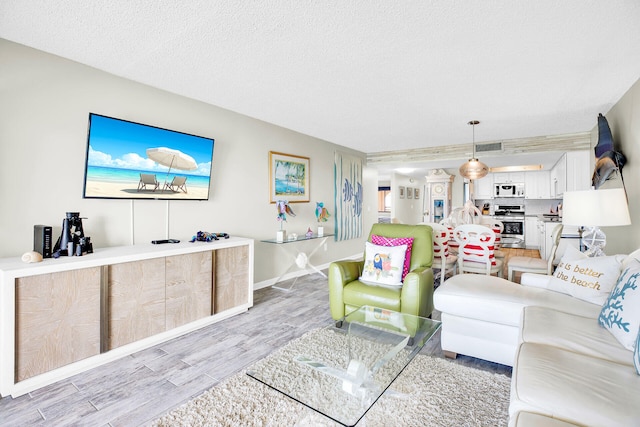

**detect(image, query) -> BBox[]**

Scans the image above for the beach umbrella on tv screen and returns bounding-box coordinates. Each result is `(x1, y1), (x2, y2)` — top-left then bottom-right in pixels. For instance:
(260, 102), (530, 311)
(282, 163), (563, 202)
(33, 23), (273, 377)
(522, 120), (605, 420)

(146, 147), (198, 174)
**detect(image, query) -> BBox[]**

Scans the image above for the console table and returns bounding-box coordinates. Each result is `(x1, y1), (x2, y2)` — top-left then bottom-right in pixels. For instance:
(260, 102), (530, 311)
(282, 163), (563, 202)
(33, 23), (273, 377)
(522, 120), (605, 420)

(261, 234), (333, 291)
(0, 237), (254, 397)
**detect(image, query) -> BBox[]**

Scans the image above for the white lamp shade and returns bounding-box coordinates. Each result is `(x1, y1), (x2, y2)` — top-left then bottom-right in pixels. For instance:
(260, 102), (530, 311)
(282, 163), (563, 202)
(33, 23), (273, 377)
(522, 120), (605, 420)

(562, 188), (631, 227)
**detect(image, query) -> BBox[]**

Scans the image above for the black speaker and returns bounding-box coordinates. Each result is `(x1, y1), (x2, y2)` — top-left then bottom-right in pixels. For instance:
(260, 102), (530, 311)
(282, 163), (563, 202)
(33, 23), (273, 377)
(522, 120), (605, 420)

(34, 225), (52, 258)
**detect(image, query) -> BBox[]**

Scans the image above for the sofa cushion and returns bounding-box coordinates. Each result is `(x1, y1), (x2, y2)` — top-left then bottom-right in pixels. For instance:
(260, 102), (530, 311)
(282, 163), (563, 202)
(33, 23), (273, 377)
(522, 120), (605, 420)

(511, 342), (640, 427)
(548, 246), (624, 305)
(520, 306), (632, 366)
(598, 258), (640, 350)
(512, 411), (581, 427)
(434, 274), (601, 327)
(360, 242), (407, 286)
(370, 235), (414, 280)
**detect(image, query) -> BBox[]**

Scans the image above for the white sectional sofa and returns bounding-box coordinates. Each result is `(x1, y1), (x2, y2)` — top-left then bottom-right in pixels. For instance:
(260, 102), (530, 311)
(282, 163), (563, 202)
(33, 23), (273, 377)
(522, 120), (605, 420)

(434, 249), (640, 426)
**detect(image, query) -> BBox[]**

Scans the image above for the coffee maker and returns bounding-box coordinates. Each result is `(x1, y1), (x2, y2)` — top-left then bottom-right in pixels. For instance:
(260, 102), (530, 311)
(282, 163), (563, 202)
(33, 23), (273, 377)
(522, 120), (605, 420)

(53, 212), (93, 257)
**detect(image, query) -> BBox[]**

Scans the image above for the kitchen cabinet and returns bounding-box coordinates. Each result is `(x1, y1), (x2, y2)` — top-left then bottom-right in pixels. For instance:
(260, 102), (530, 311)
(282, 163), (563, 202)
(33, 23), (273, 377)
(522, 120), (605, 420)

(493, 172), (525, 183)
(550, 154), (567, 197)
(472, 174), (493, 200)
(537, 219), (547, 259)
(524, 171), (551, 199)
(525, 217), (540, 249)
(565, 150), (591, 192)
(550, 150), (590, 197)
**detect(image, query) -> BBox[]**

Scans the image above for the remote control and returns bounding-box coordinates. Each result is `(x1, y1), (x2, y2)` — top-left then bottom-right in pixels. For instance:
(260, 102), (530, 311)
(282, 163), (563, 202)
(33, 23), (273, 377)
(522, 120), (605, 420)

(152, 239), (181, 244)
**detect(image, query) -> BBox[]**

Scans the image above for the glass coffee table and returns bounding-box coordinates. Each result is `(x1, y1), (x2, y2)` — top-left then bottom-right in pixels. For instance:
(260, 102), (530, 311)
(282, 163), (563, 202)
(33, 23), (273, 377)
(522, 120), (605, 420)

(247, 306), (441, 426)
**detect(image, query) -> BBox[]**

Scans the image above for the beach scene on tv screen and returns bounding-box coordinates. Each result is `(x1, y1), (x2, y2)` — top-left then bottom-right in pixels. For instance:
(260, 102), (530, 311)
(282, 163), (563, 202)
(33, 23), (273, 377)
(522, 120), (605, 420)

(84, 115), (214, 200)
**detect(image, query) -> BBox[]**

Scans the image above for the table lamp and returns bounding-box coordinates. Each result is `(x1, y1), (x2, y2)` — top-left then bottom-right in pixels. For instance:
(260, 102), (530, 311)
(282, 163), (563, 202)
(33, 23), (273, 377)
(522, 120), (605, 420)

(562, 188), (631, 256)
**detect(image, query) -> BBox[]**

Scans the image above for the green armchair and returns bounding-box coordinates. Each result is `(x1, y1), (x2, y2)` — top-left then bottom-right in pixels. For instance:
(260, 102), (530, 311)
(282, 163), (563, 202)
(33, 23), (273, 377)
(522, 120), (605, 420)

(328, 223), (435, 321)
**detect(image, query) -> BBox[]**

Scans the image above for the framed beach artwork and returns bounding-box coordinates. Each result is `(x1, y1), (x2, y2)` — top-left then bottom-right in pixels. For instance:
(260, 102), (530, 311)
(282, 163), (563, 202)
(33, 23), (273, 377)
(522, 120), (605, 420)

(269, 151), (310, 203)
(414, 188), (420, 199)
(407, 187), (413, 199)
(399, 186), (405, 199)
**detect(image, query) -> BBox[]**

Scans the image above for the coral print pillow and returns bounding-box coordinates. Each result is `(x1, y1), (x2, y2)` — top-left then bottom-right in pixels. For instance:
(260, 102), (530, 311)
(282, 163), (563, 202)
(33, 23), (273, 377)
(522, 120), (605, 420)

(598, 258), (640, 350)
(548, 245), (624, 305)
(360, 242), (408, 287)
(370, 235), (414, 280)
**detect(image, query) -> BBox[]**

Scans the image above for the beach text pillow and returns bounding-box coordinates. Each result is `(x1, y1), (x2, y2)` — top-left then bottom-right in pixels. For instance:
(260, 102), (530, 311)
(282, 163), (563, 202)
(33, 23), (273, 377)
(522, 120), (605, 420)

(548, 246), (623, 305)
(598, 259), (640, 350)
(370, 235), (414, 280)
(360, 242), (408, 287)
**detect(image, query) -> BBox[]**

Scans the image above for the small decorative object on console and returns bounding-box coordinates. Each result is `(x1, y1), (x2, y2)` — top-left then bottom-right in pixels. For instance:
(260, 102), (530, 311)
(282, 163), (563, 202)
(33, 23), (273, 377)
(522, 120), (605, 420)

(52, 212), (93, 257)
(315, 202), (330, 237)
(276, 200), (295, 242)
(21, 251), (43, 263)
(189, 231), (229, 242)
(305, 227), (313, 239)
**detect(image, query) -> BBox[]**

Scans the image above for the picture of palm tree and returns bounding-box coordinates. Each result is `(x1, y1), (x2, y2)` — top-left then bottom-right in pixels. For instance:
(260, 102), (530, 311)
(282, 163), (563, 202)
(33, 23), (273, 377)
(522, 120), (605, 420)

(269, 152), (310, 202)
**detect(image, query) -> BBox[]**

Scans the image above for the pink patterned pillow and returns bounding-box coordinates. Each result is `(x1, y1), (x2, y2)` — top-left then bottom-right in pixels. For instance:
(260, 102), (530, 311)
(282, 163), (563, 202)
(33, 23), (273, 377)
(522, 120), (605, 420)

(370, 235), (414, 280)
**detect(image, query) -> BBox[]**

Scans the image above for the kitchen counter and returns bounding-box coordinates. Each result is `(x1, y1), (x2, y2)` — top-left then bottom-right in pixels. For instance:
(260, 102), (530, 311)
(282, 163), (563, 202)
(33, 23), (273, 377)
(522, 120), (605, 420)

(535, 214), (562, 222)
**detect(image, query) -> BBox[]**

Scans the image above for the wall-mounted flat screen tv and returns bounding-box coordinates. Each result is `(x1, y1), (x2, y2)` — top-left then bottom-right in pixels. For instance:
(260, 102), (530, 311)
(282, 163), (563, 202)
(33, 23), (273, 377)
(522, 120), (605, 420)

(83, 113), (214, 201)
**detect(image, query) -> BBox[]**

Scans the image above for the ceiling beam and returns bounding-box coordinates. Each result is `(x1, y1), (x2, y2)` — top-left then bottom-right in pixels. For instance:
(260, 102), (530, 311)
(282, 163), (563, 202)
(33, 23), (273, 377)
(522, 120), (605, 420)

(366, 132), (591, 165)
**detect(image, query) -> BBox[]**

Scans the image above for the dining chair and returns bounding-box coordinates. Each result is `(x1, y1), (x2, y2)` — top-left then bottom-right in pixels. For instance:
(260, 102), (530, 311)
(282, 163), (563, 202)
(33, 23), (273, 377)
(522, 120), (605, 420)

(479, 217), (505, 260)
(508, 223), (563, 282)
(454, 224), (504, 277)
(422, 222), (458, 287)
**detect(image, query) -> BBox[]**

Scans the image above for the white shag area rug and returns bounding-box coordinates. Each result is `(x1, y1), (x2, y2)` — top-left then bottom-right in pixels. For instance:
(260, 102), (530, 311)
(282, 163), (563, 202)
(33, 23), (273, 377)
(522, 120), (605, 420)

(152, 328), (511, 427)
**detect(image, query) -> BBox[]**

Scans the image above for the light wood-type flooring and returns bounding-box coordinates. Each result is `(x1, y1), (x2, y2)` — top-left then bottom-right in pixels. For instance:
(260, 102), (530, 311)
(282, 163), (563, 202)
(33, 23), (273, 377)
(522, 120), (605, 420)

(0, 252), (533, 426)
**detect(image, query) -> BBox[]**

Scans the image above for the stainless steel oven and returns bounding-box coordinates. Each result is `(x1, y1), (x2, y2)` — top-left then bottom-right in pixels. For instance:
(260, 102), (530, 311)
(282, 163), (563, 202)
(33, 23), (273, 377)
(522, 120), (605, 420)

(493, 204), (525, 248)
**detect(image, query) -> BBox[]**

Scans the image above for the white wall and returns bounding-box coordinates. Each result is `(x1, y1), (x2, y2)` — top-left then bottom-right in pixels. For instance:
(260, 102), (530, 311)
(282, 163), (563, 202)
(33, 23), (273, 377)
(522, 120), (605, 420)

(390, 173), (423, 224)
(596, 76), (640, 254)
(0, 39), (376, 283)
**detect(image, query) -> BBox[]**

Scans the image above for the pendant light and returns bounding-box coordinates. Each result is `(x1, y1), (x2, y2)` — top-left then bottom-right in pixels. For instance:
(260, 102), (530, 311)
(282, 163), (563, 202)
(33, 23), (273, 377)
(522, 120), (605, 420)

(459, 120), (489, 179)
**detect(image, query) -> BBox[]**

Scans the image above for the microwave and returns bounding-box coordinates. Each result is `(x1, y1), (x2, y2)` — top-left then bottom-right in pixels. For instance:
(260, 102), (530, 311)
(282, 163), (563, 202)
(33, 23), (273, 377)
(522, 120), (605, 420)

(494, 183), (525, 198)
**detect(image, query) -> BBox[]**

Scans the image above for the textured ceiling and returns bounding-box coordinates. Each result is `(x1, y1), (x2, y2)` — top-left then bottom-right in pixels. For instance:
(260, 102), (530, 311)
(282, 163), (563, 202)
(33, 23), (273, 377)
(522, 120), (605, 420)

(2, 1), (640, 175)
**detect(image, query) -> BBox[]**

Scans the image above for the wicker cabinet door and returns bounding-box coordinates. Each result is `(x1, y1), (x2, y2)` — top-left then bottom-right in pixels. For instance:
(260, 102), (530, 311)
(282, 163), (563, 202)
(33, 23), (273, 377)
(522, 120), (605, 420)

(15, 268), (101, 381)
(108, 258), (166, 349)
(214, 245), (249, 313)
(165, 251), (213, 329)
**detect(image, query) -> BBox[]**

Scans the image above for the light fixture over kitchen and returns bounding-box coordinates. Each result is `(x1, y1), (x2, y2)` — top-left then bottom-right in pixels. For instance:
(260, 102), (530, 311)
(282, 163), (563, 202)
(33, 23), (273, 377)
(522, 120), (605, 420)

(459, 120), (489, 180)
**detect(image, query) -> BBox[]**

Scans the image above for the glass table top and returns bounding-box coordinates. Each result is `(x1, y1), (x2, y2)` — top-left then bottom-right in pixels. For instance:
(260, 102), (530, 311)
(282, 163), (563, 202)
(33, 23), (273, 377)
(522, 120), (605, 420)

(247, 306), (441, 426)
(261, 233), (333, 244)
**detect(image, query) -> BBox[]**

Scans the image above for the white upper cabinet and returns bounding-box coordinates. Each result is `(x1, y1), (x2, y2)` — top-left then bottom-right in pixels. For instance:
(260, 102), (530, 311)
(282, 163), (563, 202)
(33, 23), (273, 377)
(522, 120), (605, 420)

(472, 174), (494, 199)
(550, 150), (590, 197)
(550, 154), (567, 197)
(524, 171), (551, 199)
(565, 150), (592, 192)
(493, 172), (525, 183)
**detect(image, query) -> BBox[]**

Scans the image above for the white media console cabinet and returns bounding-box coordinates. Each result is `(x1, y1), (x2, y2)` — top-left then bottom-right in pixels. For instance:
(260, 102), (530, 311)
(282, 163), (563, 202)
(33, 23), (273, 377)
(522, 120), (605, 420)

(0, 237), (254, 397)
